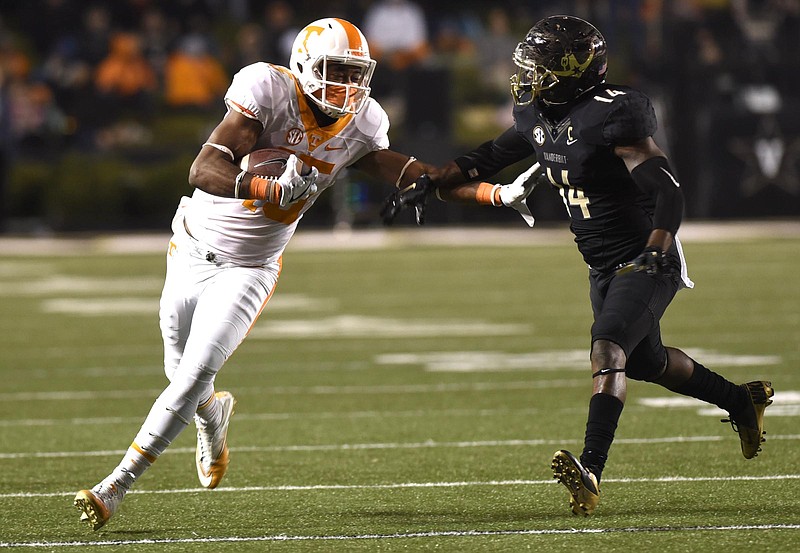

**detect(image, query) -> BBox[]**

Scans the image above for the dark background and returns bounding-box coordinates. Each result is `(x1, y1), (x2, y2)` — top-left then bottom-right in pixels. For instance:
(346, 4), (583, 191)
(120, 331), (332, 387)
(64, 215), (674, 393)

(0, 0), (797, 233)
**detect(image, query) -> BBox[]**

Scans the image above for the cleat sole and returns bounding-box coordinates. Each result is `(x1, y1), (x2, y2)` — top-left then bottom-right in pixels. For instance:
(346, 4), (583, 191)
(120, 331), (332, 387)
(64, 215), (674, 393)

(74, 490), (110, 531)
(551, 450), (600, 516)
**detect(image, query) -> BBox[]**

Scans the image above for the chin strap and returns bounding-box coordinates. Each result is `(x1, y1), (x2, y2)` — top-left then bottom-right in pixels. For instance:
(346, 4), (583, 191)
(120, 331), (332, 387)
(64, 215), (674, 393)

(592, 368), (626, 378)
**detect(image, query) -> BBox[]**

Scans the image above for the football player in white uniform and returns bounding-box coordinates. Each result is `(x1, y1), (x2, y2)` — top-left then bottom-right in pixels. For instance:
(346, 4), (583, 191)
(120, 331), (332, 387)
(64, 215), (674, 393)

(73, 16), (534, 531)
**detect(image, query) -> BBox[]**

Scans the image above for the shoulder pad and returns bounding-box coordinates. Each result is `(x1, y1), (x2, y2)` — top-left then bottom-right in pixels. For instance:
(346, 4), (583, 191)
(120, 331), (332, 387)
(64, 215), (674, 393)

(512, 103), (538, 135)
(575, 87), (656, 145)
(354, 98), (390, 149)
(225, 63), (294, 126)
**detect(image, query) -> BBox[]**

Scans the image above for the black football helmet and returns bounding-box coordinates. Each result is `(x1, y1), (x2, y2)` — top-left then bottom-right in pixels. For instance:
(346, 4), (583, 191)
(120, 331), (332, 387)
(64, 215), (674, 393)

(510, 15), (607, 106)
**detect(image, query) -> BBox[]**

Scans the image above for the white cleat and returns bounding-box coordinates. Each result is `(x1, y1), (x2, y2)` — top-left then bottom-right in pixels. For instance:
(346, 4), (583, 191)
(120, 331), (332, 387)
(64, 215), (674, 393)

(74, 481), (126, 530)
(195, 391), (236, 489)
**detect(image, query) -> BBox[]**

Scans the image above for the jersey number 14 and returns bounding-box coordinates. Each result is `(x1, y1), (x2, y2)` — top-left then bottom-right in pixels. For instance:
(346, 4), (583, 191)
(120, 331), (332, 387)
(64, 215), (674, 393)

(545, 167), (591, 219)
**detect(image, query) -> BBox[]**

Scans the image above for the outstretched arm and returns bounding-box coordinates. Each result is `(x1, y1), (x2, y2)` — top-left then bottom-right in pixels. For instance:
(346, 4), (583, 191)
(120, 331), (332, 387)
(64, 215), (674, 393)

(376, 127), (539, 224)
(350, 149), (437, 189)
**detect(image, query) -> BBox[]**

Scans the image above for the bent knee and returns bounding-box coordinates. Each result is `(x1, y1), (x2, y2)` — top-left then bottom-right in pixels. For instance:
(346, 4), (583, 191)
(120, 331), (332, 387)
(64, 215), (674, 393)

(625, 348), (668, 382)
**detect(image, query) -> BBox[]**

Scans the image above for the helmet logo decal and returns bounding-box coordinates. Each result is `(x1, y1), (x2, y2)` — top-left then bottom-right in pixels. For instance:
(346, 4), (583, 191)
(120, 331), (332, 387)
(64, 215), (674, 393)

(558, 48), (594, 77)
(299, 25), (326, 55)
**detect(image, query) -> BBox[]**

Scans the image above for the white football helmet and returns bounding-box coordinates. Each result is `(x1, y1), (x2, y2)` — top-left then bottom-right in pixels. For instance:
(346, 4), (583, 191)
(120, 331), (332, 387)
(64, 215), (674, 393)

(289, 18), (376, 118)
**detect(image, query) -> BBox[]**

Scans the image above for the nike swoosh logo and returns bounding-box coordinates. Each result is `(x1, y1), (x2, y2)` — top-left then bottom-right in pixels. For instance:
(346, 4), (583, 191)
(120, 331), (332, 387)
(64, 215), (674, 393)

(253, 159), (286, 170)
(566, 138), (578, 145)
(325, 144), (344, 151)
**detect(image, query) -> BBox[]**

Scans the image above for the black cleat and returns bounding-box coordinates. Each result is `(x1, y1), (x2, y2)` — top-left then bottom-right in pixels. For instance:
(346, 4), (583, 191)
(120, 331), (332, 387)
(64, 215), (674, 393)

(721, 381), (774, 459)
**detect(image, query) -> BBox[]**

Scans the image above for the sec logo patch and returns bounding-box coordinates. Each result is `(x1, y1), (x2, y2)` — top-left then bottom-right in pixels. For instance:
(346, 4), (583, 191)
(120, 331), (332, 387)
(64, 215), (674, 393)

(532, 126), (546, 146)
(286, 127), (304, 145)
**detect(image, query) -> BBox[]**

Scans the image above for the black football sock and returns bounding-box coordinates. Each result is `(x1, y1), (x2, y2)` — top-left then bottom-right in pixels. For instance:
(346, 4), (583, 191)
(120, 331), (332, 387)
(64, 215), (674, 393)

(674, 360), (749, 415)
(580, 393), (624, 483)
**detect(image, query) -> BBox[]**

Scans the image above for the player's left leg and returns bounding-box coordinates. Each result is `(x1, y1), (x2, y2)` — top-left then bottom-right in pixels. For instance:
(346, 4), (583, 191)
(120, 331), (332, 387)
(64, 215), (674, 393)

(552, 269), (676, 515)
(652, 347), (774, 458)
(75, 259), (279, 529)
(182, 261), (279, 487)
(75, 235), (200, 530)
(551, 337), (625, 515)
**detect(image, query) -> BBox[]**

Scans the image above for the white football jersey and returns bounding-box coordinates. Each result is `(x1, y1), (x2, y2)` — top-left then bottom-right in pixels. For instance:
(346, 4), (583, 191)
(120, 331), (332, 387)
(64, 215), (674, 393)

(180, 62), (390, 266)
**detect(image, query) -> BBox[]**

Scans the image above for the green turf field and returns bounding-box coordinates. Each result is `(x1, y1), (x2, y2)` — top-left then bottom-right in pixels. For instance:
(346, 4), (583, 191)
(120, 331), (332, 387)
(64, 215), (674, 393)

(0, 228), (798, 551)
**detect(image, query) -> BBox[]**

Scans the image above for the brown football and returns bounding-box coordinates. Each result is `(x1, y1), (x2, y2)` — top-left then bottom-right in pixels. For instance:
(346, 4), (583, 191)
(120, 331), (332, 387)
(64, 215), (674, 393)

(239, 149), (309, 176)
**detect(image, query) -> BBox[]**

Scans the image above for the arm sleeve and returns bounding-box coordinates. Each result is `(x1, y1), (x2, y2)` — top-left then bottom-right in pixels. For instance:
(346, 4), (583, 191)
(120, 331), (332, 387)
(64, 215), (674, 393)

(630, 156), (685, 235)
(453, 126), (535, 181)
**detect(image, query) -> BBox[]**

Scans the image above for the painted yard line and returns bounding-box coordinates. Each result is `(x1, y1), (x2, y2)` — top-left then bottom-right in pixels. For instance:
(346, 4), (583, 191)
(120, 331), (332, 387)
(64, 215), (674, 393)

(246, 316), (530, 340)
(16, 396), (800, 428)
(1, 524), (799, 548)
(0, 221), (797, 257)
(0, 379), (585, 401)
(4, 474), (800, 499)
(3, 434), (799, 460)
(10, 347), (784, 376)
(0, 406), (589, 428)
(4, 390), (798, 427)
(8, 403), (792, 428)
(378, 348), (781, 372)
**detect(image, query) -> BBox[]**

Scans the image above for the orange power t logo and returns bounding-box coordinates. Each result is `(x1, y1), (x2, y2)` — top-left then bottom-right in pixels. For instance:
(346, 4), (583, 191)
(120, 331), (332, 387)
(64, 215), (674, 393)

(299, 25), (325, 54)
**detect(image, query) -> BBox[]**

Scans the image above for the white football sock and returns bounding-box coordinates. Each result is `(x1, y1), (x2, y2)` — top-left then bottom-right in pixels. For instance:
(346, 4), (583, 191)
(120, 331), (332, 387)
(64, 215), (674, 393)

(195, 392), (222, 428)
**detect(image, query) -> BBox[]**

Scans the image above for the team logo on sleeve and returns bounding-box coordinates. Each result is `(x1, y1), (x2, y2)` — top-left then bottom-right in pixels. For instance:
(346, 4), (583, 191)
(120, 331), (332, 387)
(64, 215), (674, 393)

(286, 127), (304, 145)
(532, 125), (546, 146)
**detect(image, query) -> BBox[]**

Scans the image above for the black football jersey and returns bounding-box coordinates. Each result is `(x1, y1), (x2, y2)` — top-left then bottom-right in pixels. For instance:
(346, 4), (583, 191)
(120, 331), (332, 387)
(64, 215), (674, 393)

(514, 85), (658, 271)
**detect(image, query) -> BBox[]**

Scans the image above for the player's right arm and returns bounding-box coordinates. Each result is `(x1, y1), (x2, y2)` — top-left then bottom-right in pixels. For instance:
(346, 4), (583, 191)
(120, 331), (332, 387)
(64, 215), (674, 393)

(350, 149), (437, 189)
(379, 126), (537, 224)
(615, 137), (682, 255)
(433, 126), (535, 202)
(188, 110), (317, 204)
(188, 110), (262, 198)
(602, 90), (684, 274)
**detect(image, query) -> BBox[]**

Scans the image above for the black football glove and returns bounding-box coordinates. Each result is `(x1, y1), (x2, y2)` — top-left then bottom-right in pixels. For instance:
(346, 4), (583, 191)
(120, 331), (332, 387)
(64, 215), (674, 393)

(380, 174), (435, 226)
(616, 246), (670, 276)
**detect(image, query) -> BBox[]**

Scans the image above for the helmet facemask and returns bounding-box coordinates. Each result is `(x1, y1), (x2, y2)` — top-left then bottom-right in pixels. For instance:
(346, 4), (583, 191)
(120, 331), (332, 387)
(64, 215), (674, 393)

(309, 55), (376, 118)
(510, 42), (560, 106)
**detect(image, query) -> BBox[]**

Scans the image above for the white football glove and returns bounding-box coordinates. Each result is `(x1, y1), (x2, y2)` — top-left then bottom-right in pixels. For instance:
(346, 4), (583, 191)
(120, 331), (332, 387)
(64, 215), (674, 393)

(497, 162), (540, 227)
(274, 154), (319, 208)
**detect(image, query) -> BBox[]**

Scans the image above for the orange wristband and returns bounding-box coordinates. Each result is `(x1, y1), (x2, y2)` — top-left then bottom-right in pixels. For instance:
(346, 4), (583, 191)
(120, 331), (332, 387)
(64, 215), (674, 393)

(476, 182), (502, 206)
(249, 176), (281, 204)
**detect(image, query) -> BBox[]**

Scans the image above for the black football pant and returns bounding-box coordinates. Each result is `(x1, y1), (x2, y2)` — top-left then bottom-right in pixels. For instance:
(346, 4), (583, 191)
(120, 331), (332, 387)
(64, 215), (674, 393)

(588, 268), (681, 381)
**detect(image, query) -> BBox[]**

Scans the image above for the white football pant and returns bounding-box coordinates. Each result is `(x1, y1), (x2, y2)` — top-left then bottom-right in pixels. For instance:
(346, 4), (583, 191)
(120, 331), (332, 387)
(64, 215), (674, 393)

(133, 229), (280, 454)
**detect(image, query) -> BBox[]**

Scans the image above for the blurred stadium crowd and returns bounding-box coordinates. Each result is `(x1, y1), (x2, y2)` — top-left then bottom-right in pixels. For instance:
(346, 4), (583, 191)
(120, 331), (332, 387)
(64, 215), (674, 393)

(0, 0), (798, 231)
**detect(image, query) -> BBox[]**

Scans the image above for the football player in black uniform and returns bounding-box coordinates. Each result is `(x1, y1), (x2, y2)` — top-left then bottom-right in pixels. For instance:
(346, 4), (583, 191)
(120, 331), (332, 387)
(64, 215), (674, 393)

(383, 15), (774, 516)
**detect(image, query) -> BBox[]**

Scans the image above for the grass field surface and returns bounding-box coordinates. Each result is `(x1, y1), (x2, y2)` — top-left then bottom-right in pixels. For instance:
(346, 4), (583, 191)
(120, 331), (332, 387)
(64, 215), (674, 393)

(0, 223), (798, 551)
